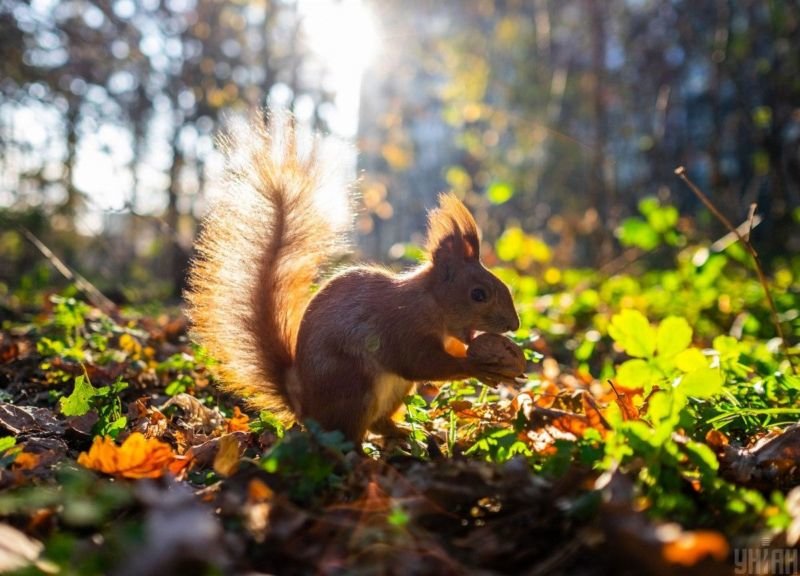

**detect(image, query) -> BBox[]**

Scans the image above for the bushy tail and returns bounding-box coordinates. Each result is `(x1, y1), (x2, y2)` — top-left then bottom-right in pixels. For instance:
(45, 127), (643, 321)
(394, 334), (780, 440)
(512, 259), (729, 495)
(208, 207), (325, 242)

(186, 119), (345, 421)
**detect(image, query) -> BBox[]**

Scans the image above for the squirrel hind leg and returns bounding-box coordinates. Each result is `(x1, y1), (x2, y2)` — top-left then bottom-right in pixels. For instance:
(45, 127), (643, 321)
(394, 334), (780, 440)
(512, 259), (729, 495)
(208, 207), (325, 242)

(298, 370), (373, 447)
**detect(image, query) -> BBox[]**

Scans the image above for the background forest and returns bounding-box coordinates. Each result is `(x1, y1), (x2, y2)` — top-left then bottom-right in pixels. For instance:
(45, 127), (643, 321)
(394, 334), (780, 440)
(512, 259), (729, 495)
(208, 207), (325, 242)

(1, 1), (800, 575)
(1, 0), (798, 301)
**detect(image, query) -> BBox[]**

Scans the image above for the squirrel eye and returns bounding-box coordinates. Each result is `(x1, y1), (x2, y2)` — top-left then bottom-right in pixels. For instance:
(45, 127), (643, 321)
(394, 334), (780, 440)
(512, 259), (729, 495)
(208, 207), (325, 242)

(470, 287), (488, 303)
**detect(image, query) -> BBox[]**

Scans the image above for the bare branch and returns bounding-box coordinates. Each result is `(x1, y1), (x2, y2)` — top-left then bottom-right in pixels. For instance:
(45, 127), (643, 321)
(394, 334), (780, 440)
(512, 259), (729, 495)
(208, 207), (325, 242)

(20, 227), (117, 316)
(674, 167), (796, 375)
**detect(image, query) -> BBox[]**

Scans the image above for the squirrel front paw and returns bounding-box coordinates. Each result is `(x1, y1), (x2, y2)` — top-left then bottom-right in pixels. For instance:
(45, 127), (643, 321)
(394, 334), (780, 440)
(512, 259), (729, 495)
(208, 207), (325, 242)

(467, 333), (526, 384)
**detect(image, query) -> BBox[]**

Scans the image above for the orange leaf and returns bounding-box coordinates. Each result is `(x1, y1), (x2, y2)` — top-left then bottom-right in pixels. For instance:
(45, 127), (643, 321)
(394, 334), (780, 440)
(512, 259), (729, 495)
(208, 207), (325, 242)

(662, 530), (729, 566)
(226, 406), (251, 433)
(77, 433), (176, 479)
(582, 393), (611, 435)
(248, 478), (274, 503)
(705, 429), (729, 449)
(12, 452), (41, 471)
(534, 381), (559, 408)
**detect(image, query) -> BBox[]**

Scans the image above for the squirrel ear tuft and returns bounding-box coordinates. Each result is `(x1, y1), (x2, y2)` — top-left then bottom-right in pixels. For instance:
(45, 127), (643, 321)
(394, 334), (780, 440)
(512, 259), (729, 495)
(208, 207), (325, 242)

(426, 194), (481, 265)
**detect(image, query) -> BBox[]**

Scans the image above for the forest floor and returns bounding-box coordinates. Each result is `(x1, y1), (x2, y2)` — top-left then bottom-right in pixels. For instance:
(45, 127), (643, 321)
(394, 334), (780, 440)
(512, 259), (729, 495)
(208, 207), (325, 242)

(1, 210), (799, 575)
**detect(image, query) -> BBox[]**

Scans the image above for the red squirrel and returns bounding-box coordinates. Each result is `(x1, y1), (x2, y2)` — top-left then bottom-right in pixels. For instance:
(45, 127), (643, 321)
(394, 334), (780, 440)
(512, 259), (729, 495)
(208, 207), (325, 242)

(186, 120), (521, 444)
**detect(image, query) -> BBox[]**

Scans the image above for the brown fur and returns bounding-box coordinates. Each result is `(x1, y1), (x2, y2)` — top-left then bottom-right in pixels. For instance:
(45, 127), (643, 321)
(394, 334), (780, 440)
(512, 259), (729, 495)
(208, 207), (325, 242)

(187, 120), (520, 443)
(426, 193), (481, 262)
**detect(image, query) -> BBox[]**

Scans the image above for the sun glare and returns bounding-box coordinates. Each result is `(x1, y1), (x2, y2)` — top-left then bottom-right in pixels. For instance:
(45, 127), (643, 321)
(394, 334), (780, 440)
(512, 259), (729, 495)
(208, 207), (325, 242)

(299, 0), (381, 137)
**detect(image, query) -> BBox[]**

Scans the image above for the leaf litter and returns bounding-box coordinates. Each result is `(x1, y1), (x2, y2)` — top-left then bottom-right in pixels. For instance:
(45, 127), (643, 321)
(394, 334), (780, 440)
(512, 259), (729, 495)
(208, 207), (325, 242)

(0, 295), (797, 575)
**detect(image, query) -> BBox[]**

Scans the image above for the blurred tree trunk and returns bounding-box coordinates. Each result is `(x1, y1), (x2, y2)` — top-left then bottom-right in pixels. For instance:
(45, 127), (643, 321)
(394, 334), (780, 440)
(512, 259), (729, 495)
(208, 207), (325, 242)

(166, 131), (187, 298)
(62, 103), (81, 224)
(587, 0), (613, 264)
(708, 0), (730, 205)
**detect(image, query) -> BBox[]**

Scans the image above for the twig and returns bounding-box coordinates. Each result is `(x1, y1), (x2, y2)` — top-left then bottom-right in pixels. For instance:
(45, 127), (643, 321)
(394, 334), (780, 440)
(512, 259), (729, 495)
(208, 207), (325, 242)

(20, 227), (117, 316)
(674, 167), (796, 375)
(710, 213), (762, 252)
(745, 202), (757, 242)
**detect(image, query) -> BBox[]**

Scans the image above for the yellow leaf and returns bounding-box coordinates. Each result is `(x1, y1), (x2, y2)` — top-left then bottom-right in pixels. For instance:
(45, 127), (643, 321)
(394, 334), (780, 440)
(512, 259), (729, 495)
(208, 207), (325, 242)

(118, 333), (141, 360)
(77, 433), (176, 479)
(213, 434), (242, 478)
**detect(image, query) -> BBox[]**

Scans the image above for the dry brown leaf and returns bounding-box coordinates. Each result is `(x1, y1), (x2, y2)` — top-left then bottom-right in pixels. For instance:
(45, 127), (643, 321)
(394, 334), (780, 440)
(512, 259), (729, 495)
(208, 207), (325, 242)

(77, 433), (176, 479)
(160, 393), (223, 433)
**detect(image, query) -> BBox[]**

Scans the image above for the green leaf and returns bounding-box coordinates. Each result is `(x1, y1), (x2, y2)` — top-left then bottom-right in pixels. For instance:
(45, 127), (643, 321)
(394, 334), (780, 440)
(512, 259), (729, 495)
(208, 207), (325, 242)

(638, 197), (660, 217)
(712, 335), (741, 362)
(684, 440), (719, 475)
(656, 316), (693, 358)
(616, 359), (661, 390)
(674, 348), (708, 373)
(609, 309), (656, 358)
(97, 416), (127, 439)
(617, 217), (659, 250)
(388, 506), (409, 527)
(250, 411), (286, 439)
(646, 390), (672, 424)
(59, 375), (98, 417)
(646, 205), (679, 233)
(678, 367), (724, 398)
(0, 437), (16, 454)
(487, 181), (514, 204)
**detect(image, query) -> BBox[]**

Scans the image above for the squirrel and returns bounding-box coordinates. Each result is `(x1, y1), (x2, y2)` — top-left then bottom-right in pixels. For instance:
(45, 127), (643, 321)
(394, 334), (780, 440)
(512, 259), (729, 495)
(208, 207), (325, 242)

(185, 119), (521, 445)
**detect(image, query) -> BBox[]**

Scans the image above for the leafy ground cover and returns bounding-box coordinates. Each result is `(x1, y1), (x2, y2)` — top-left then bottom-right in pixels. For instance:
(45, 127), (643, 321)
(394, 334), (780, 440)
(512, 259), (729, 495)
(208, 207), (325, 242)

(0, 198), (799, 575)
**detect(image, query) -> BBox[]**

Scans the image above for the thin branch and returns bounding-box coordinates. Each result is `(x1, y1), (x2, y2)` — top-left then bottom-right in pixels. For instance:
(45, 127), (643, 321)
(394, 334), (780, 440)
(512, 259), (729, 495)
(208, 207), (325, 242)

(674, 167), (796, 375)
(20, 227), (117, 316)
(710, 213), (762, 252)
(745, 202), (757, 242)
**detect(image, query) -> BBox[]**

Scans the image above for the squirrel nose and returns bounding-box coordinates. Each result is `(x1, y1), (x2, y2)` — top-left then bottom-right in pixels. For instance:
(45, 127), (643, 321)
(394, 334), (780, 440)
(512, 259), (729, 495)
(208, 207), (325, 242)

(503, 315), (520, 333)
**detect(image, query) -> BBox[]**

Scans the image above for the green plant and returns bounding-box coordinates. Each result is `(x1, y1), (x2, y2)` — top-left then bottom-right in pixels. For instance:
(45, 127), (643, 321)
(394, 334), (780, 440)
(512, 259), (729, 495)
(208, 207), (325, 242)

(59, 374), (129, 439)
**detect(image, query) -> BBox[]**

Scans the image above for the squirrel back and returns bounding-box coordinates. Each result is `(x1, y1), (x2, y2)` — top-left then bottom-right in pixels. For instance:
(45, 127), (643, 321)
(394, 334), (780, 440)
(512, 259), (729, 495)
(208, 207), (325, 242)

(185, 119), (346, 421)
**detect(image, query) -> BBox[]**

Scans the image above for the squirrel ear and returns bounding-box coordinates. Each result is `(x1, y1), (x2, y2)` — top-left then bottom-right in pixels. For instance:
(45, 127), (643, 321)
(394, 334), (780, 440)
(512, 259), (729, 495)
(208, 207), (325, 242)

(426, 194), (481, 266)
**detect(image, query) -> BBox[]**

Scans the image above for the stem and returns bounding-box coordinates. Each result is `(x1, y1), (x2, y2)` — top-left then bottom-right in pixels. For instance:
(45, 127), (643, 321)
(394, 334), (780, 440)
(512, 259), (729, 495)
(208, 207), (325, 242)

(674, 167), (796, 375)
(706, 407), (800, 425)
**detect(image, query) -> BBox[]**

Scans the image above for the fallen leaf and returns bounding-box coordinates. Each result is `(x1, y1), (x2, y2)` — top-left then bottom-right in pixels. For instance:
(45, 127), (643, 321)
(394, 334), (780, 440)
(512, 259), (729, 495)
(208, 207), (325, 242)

(533, 381), (559, 408)
(77, 433), (176, 479)
(213, 434), (243, 477)
(248, 478), (274, 503)
(0, 404), (63, 436)
(662, 530), (729, 566)
(582, 393), (611, 434)
(226, 406), (250, 433)
(160, 393), (223, 433)
(11, 452), (40, 471)
(721, 423), (800, 489)
(705, 429), (729, 449)
(0, 523), (57, 574)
